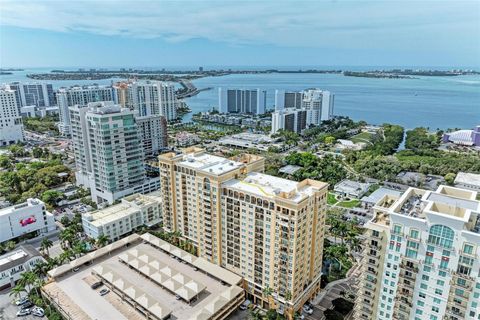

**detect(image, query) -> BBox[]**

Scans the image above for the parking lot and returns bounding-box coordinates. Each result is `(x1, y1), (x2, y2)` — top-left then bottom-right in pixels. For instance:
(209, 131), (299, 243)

(0, 289), (36, 320)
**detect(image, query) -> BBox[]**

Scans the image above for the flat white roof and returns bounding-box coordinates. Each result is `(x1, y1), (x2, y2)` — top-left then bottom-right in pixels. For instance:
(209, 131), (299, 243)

(178, 153), (244, 175)
(223, 172), (318, 203)
(0, 198), (42, 217)
(83, 203), (139, 227)
(455, 172), (480, 187)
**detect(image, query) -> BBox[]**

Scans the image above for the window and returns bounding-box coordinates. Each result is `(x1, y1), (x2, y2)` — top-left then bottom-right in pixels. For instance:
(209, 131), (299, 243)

(393, 224), (402, 235)
(463, 244), (474, 254)
(409, 229), (419, 239)
(428, 225), (454, 248)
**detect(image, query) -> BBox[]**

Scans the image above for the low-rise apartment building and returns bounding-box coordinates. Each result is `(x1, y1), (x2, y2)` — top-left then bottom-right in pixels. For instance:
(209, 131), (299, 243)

(0, 245), (46, 290)
(82, 193), (162, 241)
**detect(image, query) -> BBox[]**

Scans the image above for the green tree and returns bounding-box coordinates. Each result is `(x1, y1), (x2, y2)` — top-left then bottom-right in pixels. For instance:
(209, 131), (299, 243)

(444, 173), (456, 185)
(324, 136), (336, 144)
(41, 190), (64, 207)
(40, 237), (53, 256)
(96, 234), (110, 248)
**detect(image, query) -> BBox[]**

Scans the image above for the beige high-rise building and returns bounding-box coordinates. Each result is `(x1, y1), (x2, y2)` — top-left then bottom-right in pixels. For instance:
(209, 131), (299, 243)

(354, 185), (480, 320)
(159, 147), (328, 318)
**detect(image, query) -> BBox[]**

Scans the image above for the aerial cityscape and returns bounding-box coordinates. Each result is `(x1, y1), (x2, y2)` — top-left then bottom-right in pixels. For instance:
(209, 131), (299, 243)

(0, 1), (479, 320)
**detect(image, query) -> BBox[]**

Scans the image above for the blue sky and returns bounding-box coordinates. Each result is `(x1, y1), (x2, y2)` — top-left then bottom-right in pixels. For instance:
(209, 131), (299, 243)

(0, 0), (479, 68)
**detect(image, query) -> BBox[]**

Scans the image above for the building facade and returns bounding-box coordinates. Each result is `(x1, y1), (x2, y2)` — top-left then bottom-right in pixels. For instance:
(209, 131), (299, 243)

(355, 185), (480, 320)
(135, 115), (168, 156)
(274, 90), (303, 111)
(218, 88), (266, 115)
(113, 81), (178, 121)
(8, 82), (55, 108)
(271, 108), (307, 134)
(82, 192), (162, 240)
(57, 85), (115, 136)
(0, 245), (46, 290)
(158, 148), (328, 318)
(70, 102), (159, 204)
(302, 89), (334, 124)
(0, 88), (24, 146)
(0, 198), (56, 243)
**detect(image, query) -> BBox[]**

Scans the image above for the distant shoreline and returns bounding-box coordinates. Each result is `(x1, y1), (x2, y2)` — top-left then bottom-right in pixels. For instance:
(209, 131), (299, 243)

(25, 68), (479, 81)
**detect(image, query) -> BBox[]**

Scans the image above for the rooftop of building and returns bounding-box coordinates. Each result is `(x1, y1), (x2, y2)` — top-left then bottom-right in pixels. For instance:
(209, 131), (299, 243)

(223, 172), (327, 203)
(82, 193), (160, 227)
(0, 244), (42, 272)
(334, 179), (371, 195)
(362, 187), (402, 205)
(45, 233), (243, 320)
(389, 185), (480, 230)
(0, 198), (43, 217)
(455, 172), (480, 187)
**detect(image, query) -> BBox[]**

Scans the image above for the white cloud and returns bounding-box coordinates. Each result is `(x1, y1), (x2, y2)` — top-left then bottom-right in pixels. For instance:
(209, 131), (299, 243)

(0, 0), (478, 49)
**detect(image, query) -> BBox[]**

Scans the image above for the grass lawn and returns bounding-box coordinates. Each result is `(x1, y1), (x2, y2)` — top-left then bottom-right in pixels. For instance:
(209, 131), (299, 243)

(337, 199), (361, 208)
(350, 131), (374, 143)
(328, 192), (338, 205)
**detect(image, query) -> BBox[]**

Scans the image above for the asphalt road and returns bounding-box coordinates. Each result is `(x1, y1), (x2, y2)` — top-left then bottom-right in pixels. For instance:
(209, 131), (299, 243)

(0, 289), (37, 320)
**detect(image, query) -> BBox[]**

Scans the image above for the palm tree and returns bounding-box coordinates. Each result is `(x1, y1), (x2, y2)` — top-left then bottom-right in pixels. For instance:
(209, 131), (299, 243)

(60, 229), (75, 249)
(59, 250), (73, 264)
(9, 284), (26, 301)
(73, 241), (86, 258)
(263, 286), (273, 297)
(5, 240), (16, 251)
(96, 235), (109, 248)
(18, 271), (36, 293)
(40, 237), (53, 256)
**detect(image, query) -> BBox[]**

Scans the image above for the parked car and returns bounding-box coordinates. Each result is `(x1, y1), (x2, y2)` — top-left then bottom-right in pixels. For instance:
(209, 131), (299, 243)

(91, 281), (103, 289)
(239, 300), (251, 310)
(99, 289), (110, 296)
(15, 297), (29, 306)
(32, 306), (45, 317)
(175, 294), (181, 300)
(72, 267), (80, 272)
(16, 309), (31, 317)
(302, 305), (313, 315)
(20, 301), (34, 310)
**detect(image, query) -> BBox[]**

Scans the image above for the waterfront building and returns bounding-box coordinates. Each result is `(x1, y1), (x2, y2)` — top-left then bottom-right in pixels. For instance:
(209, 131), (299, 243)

(70, 102), (159, 204)
(0, 87), (24, 146)
(271, 108), (307, 134)
(0, 198), (56, 243)
(274, 90), (303, 111)
(442, 126), (480, 147)
(175, 131), (200, 147)
(302, 89), (334, 124)
(218, 88), (266, 115)
(158, 148), (327, 317)
(0, 245), (46, 290)
(82, 192), (162, 240)
(56, 85), (115, 136)
(354, 185), (480, 320)
(7, 82), (55, 108)
(113, 81), (178, 121)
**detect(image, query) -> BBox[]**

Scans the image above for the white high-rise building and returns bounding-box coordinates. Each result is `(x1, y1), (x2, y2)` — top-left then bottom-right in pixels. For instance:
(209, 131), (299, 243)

(57, 85), (115, 136)
(113, 81), (177, 121)
(302, 89), (334, 125)
(274, 90), (303, 111)
(355, 185), (480, 320)
(70, 102), (159, 204)
(7, 82), (55, 108)
(271, 108), (307, 134)
(135, 115), (168, 156)
(218, 88), (266, 114)
(0, 88), (24, 146)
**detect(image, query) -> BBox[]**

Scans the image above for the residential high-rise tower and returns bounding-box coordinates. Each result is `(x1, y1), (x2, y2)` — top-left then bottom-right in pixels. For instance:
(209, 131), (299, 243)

(0, 88), (24, 146)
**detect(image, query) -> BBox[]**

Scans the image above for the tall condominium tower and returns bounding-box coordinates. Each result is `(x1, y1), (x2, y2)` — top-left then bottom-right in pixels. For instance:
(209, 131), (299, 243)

(271, 108), (307, 134)
(70, 102), (159, 204)
(0, 88), (24, 146)
(355, 185), (480, 320)
(57, 85), (115, 136)
(7, 82), (55, 108)
(159, 147), (327, 318)
(302, 89), (334, 124)
(135, 115), (168, 156)
(113, 81), (178, 121)
(218, 88), (267, 115)
(274, 90), (303, 111)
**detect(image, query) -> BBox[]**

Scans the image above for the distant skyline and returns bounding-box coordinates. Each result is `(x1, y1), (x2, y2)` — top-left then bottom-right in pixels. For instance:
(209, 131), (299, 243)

(0, 0), (479, 68)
